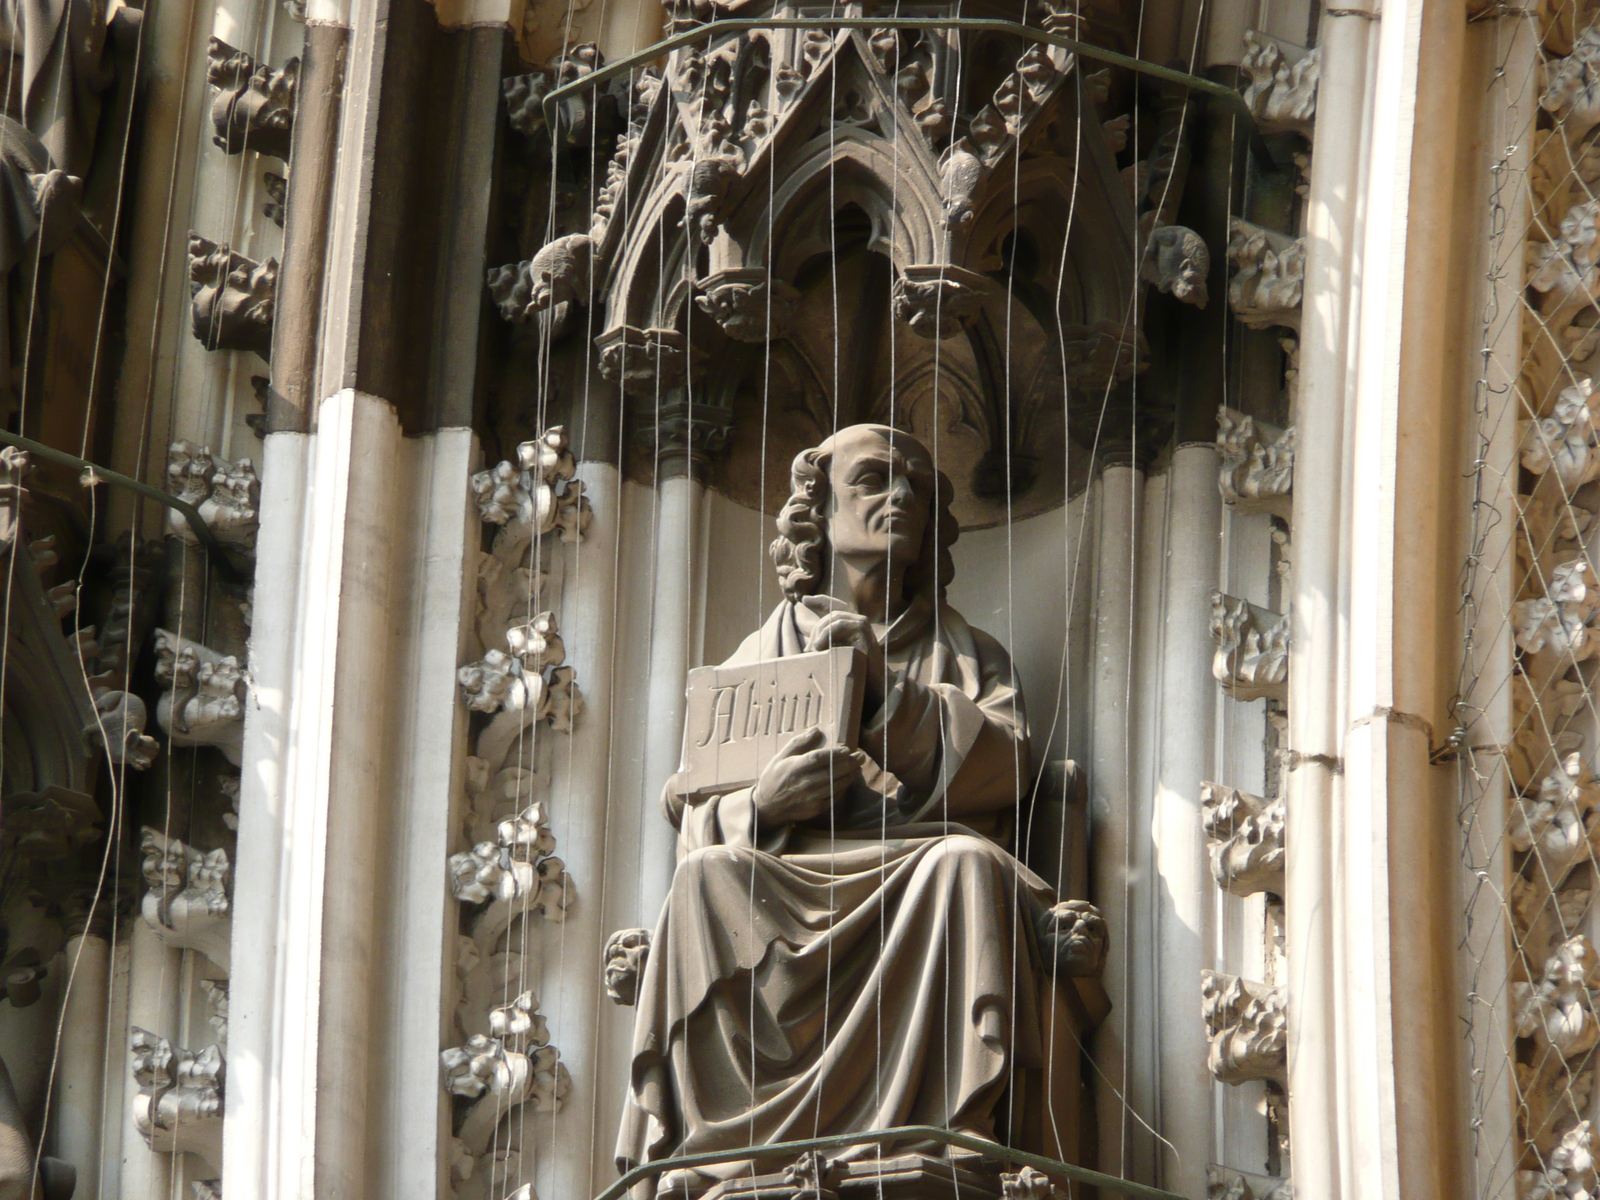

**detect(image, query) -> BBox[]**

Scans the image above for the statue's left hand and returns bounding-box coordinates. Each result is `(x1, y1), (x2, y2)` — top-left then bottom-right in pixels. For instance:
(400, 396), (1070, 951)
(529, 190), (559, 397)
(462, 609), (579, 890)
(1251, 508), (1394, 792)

(804, 610), (888, 710)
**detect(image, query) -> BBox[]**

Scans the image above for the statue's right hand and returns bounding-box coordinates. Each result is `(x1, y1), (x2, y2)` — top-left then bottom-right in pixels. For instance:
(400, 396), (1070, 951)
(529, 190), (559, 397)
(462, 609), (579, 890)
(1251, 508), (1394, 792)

(751, 726), (863, 826)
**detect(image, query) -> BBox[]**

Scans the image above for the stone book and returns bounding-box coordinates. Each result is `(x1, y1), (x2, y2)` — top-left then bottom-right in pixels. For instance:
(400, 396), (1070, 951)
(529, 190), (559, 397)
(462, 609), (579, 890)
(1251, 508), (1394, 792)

(677, 646), (866, 799)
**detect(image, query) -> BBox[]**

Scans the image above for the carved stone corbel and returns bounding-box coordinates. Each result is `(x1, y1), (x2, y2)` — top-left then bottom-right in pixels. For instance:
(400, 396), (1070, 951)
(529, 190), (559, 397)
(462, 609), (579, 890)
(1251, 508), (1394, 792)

(448, 800), (572, 936)
(603, 928), (652, 1005)
(1209, 592), (1289, 703)
(140, 827), (232, 970)
(166, 440), (260, 550)
(1, 787), (100, 859)
(1238, 32), (1319, 137)
(153, 630), (248, 764)
(595, 326), (704, 398)
(469, 426), (591, 545)
(1217, 408), (1294, 517)
(188, 234), (277, 359)
(891, 266), (991, 340)
(1200, 783), (1284, 896)
(85, 690), (158, 769)
(1061, 320), (1149, 390)
(695, 268), (800, 342)
(206, 36), (298, 159)
(486, 233), (594, 322)
(1200, 970), (1287, 1087)
(130, 1029), (224, 1170)
(1227, 219), (1304, 331)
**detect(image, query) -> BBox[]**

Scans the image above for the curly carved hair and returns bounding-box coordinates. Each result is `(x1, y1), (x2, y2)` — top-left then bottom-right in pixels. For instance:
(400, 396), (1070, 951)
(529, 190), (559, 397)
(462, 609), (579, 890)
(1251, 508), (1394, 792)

(769, 427), (958, 603)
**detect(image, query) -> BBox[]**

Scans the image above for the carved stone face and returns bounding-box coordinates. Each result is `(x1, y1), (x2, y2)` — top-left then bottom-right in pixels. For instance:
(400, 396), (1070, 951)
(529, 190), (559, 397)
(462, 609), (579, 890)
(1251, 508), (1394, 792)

(603, 928), (652, 1006)
(823, 426), (933, 566)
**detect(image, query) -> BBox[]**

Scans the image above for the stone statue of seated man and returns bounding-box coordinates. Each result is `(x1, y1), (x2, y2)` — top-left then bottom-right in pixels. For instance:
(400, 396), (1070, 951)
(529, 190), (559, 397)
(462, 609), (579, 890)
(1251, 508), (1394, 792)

(616, 424), (1106, 1195)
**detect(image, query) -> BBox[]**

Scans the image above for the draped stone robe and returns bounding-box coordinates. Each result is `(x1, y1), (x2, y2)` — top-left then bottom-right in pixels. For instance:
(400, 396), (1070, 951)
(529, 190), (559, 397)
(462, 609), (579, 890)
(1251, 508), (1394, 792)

(616, 593), (1063, 1183)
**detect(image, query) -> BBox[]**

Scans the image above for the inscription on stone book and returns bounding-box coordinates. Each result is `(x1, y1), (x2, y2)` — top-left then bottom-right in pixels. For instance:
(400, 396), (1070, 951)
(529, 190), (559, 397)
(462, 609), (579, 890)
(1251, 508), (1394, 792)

(678, 647), (865, 799)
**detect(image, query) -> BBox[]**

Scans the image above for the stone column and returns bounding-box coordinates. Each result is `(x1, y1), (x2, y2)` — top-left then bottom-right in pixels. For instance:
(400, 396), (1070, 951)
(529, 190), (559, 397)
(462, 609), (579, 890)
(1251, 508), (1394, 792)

(116, 924), (182, 1200)
(53, 930), (111, 1200)
(1153, 444), (1221, 1198)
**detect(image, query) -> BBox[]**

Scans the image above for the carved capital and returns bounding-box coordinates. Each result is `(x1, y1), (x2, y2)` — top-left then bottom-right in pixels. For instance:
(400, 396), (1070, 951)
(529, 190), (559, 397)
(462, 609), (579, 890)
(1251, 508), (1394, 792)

(206, 37), (298, 159)
(1227, 219), (1304, 331)
(1209, 592), (1289, 703)
(1, 786), (101, 859)
(1217, 408), (1294, 517)
(153, 630), (248, 765)
(891, 265), (991, 340)
(188, 234), (277, 359)
(486, 234), (595, 322)
(603, 927), (652, 1005)
(1201, 783), (1284, 896)
(130, 1028), (225, 1170)
(1200, 970), (1287, 1087)
(140, 827), (232, 970)
(167, 440), (260, 550)
(694, 268), (799, 342)
(635, 389), (734, 471)
(1239, 32), (1319, 137)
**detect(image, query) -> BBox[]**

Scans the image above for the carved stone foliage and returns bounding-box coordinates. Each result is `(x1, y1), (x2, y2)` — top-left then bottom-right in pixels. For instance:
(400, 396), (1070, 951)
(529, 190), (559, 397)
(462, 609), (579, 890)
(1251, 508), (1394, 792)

(167, 440), (260, 551)
(1514, 559), (1600, 693)
(153, 630), (248, 765)
(603, 928), (651, 1006)
(140, 827), (231, 970)
(450, 426), (588, 1196)
(594, 326), (703, 399)
(1200, 970), (1287, 1087)
(1217, 408), (1294, 517)
(1238, 32), (1319, 137)
(130, 1028), (225, 1170)
(1201, 784), (1284, 897)
(206, 36), (298, 159)
(188, 234), (277, 359)
(1227, 220), (1304, 332)
(440, 989), (572, 1158)
(1209, 592), (1289, 703)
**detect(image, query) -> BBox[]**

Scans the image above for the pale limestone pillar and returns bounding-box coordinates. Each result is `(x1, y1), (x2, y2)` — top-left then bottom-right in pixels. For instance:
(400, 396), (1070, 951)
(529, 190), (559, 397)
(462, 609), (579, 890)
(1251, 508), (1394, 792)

(1153, 444), (1221, 1199)
(116, 925), (181, 1200)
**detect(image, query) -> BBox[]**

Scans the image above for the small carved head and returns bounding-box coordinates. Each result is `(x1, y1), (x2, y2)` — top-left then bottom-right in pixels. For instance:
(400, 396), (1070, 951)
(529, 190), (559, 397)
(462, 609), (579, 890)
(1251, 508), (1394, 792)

(602, 927), (652, 1006)
(1035, 899), (1108, 979)
(770, 425), (957, 604)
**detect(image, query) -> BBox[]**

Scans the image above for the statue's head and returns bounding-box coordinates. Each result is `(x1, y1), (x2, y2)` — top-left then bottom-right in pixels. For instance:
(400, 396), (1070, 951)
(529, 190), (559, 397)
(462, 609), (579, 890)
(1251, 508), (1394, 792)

(770, 425), (957, 603)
